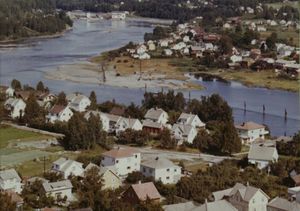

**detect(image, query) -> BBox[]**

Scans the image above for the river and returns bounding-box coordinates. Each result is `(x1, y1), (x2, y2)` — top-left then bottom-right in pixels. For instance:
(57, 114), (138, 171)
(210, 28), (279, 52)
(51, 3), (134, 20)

(0, 19), (299, 136)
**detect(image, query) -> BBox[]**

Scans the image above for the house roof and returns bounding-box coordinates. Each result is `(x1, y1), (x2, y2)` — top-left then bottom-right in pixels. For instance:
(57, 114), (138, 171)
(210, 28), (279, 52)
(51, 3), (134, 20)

(292, 174), (300, 184)
(213, 183), (246, 200)
(102, 147), (139, 158)
(142, 120), (163, 129)
(141, 157), (178, 169)
(268, 197), (300, 211)
(53, 157), (83, 173)
(163, 201), (200, 211)
(130, 182), (161, 201)
(4, 191), (24, 204)
(178, 113), (204, 126)
(248, 145), (277, 161)
(49, 105), (67, 115)
(198, 200), (237, 211)
(106, 113), (122, 123)
(172, 124), (195, 135)
(0, 169), (21, 182)
(110, 107), (125, 116)
(144, 108), (166, 121)
(27, 176), (49, 184)
(15, 90), (31, 100)
(4, 98), (24, 108)
(235, 121), (265, 130)
(43, 180), (73, 192)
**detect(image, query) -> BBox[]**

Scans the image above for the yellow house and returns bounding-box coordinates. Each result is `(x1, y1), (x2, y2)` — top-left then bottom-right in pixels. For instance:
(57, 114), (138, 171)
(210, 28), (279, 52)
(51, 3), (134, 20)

(85, 163), (122, 190)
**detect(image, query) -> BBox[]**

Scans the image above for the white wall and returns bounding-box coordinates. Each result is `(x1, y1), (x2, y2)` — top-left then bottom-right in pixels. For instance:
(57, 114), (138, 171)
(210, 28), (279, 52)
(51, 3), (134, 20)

(101, 153), (141, 178)
(0, 178), (22, 193)
(141, 165), (181, 184)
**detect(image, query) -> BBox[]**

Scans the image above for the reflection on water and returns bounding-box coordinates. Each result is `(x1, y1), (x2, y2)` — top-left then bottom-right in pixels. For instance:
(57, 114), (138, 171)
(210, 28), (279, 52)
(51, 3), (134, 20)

(0, 19), (299, 136)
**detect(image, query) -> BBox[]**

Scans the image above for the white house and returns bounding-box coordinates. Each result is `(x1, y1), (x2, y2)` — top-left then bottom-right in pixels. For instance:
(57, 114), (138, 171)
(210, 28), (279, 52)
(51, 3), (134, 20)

(159, 39), (169, 47)
(136, 44), (147, 55)
(0, 86), (14, 98)
(248, 145), (279, 169)
(147, 40), (156, 51)
(101, 147), (141, 178)
(139, 52), (151, 60)
(105, 113), (122, 133)
(144, 108), (169, 125)
(163, 49), (173, 56)
(115, 117), (143, 134)
(0, 169), (22, 194)
(52, 157), (84, 179)
(172, 42), (186, 50)
(230, 55), (243, 63)
(67, 93), (91, 112)
(228, 184), (270, 211)
(213, 183), (270, 211)
(4, 98), (26, 119)
(235, 121), (269, 144)
(172, 124), (198, 144)
(183, 35), (190, 43)
(43, 180), (73, 201)
(111, 12), (126, 20)
(84, 110), (110, 132)
(140, 157), (181, 184)
(177, 112), (205, 128)
(46, 105), (73, 123)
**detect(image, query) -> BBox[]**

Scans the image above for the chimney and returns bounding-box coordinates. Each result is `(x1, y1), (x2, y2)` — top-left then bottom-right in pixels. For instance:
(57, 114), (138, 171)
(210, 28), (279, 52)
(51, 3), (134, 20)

(138, 180), (142, 184)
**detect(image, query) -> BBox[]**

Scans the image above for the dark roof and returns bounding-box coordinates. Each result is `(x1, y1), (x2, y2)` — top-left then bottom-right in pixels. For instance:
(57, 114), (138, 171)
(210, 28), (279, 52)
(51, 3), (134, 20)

(109, 107), (125, 116)
(49, 105), (67, 115)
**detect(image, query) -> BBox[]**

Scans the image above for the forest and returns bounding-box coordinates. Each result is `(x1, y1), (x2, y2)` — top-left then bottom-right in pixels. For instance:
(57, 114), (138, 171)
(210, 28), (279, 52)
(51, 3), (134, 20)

(0, 0), (72, 41)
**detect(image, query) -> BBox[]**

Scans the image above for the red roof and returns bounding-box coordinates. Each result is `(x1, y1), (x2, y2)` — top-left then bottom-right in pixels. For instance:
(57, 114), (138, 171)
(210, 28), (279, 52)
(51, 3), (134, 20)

(102, 147), (139, 158)
(131, 182), (161, 201)
(50, 105), (66, 115)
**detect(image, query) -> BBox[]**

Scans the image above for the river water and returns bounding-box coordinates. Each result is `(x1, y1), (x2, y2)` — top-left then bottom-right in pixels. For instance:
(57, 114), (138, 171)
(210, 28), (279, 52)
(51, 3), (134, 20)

(0, 19), (299, 136)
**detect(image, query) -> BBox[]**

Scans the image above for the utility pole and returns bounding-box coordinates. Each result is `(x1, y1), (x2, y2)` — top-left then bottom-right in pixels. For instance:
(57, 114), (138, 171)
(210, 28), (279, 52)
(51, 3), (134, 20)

(139, 59), (142, 80)
(43, 156), (46, 176)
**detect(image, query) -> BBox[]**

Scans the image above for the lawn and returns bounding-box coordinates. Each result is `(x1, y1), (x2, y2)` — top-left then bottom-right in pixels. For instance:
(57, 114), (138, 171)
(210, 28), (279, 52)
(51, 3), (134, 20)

(0, 125), (53, 148)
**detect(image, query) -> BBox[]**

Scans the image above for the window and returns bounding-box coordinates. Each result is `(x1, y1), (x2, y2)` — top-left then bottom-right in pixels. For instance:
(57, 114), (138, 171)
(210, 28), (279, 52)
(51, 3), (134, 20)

(135, 155), (138, 158)
(174, 169), (177, 172)
(127, 166), (131, 170)
(116, 160), (119, 163)
(166, 169), (170, 172)
(143, 168), (146, 172)
(166, 176), (170, 180)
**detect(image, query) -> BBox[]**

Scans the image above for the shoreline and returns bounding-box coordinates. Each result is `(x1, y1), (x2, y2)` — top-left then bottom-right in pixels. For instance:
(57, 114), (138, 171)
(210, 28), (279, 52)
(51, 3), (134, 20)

(0, 26), (72, 47)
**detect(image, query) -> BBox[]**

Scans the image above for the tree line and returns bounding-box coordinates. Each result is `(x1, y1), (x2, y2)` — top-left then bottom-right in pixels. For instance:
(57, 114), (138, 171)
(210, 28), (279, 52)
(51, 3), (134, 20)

(0, 0), (72, 41)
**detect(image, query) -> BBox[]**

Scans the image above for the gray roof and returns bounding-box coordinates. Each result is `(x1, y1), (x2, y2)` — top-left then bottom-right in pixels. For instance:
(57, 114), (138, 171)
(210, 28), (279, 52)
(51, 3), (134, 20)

(43, 180), (73, 192)
(106, 113), (122, 123)
(163, 201), (200, 211)
(248, 145), (278, 161)
(0, 169), (21, 182)
(268, 197), (300, 211)
(198, 200), (237, 211)
(141, 157), (178, 169)
(144, 108), (166, 120)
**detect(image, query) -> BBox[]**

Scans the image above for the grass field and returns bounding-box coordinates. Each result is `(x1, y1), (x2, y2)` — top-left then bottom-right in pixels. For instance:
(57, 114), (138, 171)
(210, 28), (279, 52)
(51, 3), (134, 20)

(267, 1), (299, 10)
(201, 69), (299, 92)
(0, 125), (53, 148)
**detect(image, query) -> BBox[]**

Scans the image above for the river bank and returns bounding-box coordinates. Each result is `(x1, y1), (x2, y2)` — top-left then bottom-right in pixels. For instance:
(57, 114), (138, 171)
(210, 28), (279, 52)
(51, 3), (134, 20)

(0, 26), (72, 48)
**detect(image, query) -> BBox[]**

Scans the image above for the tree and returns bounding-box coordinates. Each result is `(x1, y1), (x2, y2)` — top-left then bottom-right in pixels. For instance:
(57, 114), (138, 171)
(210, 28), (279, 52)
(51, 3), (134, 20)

(56, 91), (68, 106)
(266, 32), (277, 50)
(124, 103), (144, 119)
(36, 81), (45, 91)
(89, 91), (97, 110)
(159, 129), (177, 149)
(0, 192), (16, 211)
(11, 79), (21, 90)
(22, 180), (54, 209)
(126, 171), (144, 184)
(193, 129), (213, 153)
(219, 35), (233, 55)
(23, 93), (45, 125)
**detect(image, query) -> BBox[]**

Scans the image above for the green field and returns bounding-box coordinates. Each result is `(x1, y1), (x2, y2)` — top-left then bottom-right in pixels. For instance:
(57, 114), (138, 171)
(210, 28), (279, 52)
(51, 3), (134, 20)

(0, 125), (53, 148)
